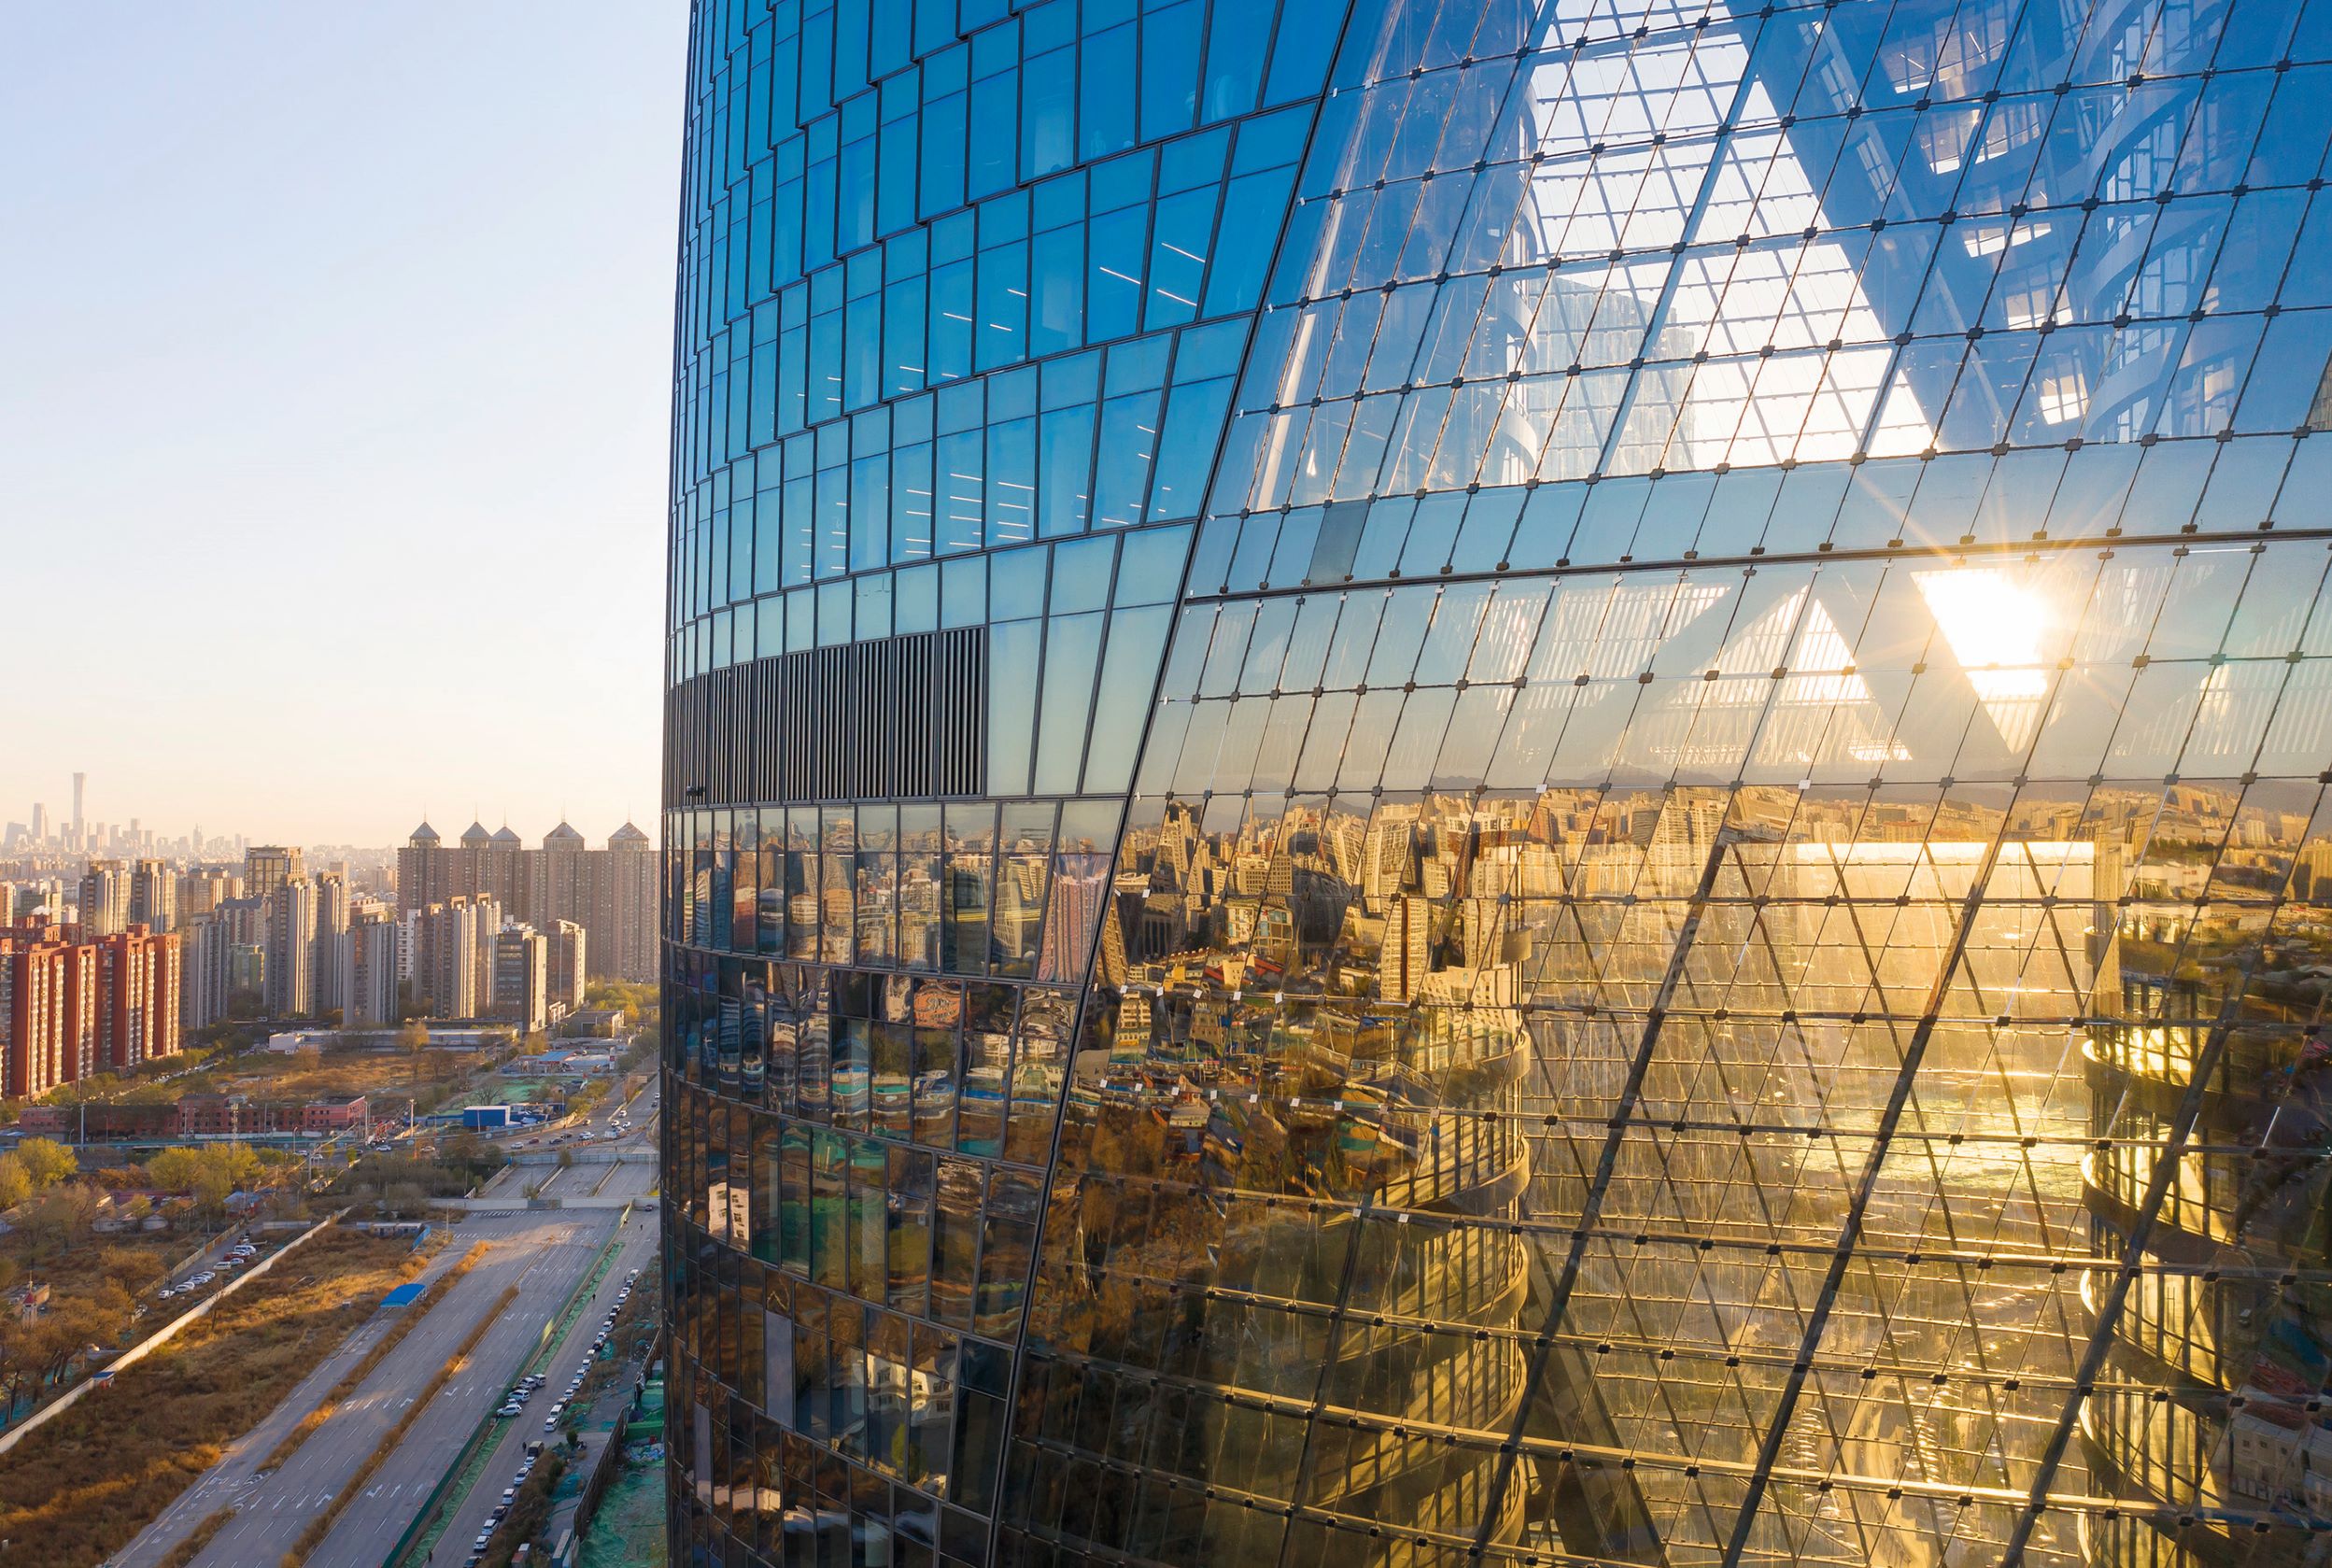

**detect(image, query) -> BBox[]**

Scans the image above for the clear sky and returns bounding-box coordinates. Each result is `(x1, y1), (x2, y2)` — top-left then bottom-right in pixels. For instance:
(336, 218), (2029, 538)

(0, 5), (688, 851)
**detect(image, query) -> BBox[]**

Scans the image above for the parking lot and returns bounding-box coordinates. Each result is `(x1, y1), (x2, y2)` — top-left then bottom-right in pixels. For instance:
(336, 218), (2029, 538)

(154, 1234), (266, 1304)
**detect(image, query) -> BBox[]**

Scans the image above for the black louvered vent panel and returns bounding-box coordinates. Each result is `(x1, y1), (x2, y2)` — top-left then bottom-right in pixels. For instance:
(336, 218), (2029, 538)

(663, 626), (986, 808)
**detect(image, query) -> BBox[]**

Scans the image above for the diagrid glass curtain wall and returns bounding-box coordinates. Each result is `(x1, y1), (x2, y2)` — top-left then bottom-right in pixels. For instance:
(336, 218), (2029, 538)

(663, 1), (2332, 1566)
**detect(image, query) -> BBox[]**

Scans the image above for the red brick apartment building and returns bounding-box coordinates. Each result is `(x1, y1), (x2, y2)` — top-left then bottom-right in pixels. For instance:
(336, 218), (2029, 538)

(0, 920), (180, 1100)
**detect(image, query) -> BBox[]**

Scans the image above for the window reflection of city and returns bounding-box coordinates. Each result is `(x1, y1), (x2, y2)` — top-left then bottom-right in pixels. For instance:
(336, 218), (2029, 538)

(2082, 849), (2332, 1564)
(666, 797), (1123, 1559)
(663, 544), (2332, 1567)
(1003, 759), (2332, 1566)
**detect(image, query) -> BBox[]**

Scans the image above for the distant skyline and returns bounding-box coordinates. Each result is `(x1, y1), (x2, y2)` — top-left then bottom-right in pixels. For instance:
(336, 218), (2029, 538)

(0, 6), (687, 848)
(0, 772), (654, 853)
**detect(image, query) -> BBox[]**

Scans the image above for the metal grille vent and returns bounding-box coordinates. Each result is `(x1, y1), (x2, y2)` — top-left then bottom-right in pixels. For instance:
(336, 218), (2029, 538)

(663, 626), (985, 807)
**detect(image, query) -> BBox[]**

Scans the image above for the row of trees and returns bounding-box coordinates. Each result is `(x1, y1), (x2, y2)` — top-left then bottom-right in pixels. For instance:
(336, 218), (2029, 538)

(145, 1145), (264, 1218)
(330, 1132), (509, 1220)
(1, 1141), (276, 1268)
(0, 1138), (78, 1209)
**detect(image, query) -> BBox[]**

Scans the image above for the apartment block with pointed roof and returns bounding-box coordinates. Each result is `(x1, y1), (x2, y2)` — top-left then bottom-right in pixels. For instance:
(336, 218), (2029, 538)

(395, 820), (657, 984)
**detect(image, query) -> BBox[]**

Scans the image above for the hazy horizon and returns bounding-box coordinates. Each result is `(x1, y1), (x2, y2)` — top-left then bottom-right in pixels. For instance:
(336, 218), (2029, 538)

(0, 5), (688, 850)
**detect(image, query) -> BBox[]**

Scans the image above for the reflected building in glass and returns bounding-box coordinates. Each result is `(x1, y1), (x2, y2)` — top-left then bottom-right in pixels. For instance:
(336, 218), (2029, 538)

(662, 1), (2332, 1565)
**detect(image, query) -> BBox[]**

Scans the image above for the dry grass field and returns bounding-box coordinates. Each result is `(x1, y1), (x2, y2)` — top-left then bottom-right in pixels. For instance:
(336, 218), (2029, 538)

(0, 1226), (416, 1568)
(162, 1040), (504, 1107)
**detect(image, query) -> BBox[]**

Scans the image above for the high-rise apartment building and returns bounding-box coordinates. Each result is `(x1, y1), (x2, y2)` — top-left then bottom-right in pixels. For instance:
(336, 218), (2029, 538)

(411, 895), (495, 1020)
(0, 929), (65, 1099)
(173, 868), (239, 926)
(312, 871), (350, 1013)
(77, 859), (132, 938)
(336, 905), (402, 1027)
(545, 918), (587, 1015)
(244, 845), (303, 906)
(179, 911), (227, 1033)
(126, 858), (177, 933)
(207, 894), (267, 1008)
(597, 823), (657, 982)
(396, 821), (452, 911)
(264, 876), (317, 1018)
(95, 925), (179, 1073)
(397, 820), (658, 982)
(662, 4), (2332, 1566)
(489, 925), (549, 1036)
(56, 938), (95, 1086)
(482, 824), (528, 914)
(0, 920), (177, 1095)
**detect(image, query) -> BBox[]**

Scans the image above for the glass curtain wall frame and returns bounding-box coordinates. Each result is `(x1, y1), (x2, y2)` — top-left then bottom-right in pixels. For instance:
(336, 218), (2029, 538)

(664, 1), (2332, 1567)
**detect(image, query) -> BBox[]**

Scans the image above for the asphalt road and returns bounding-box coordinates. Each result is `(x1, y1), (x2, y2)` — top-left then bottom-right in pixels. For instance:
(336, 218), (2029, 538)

(499, 1073), (657, 1157)
(302, 1211), (617, 1568)
(110, 1210), (616, 1568)
(594, 1161), (657, 1202)
(417, 1208), (659, 1568)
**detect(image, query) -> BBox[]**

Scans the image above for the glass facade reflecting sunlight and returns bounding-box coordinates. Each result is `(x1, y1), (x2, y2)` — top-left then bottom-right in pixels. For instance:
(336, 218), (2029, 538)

(662, 2), (2332, 1565)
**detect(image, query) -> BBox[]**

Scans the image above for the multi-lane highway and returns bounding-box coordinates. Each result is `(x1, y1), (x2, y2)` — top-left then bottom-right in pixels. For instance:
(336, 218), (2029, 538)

(301, 1210), (622, 1568)
(416, 1208), (657, 1568)
(108, 1080), (661, 1568)
(113, 1211), (612, 1568)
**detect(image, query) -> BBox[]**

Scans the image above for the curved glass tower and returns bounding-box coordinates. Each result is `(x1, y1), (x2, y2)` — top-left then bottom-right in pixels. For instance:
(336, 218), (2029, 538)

(664, 2), (2332, 1565)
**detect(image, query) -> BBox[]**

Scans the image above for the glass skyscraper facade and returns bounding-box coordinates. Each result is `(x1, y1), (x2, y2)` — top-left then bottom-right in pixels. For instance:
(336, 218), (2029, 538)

(662, 2), (2332, 1564)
